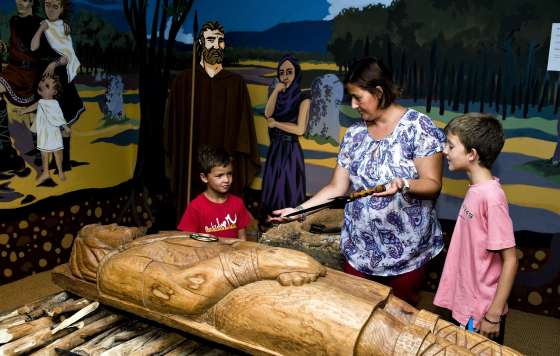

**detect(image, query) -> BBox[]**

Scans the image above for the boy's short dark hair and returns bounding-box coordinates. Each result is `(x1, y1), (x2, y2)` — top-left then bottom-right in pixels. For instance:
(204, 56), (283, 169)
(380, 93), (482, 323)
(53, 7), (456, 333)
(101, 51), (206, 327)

(198, 145), (233, 174)
(444, 113), (505, 169)
(51, 75), (64, 100)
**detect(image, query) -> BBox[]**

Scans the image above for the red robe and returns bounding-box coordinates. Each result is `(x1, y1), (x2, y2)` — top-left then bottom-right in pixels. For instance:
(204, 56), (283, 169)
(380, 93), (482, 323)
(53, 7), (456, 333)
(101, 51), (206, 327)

(0, 15), (42, 106)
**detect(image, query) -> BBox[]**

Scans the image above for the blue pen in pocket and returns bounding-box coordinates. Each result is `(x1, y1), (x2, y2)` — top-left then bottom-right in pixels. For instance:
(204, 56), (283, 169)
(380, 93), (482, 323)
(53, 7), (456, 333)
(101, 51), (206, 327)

(466, 317), (475, 332)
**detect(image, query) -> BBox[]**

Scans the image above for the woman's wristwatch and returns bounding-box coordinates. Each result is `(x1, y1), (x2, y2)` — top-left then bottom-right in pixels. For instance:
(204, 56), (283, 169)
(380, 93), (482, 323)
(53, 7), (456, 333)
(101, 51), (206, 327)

(294, 205), (305, 222)
(401, 178), (410, 194)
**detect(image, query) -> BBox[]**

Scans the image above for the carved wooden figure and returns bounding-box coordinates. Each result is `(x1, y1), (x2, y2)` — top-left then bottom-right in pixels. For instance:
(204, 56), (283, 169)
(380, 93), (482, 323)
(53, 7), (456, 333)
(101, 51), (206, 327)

(52, 224), (522, 356)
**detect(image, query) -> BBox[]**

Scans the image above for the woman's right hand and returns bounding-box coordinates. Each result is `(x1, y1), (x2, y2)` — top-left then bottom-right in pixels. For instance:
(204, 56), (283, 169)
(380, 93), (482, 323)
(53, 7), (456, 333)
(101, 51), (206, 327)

(274, 82), (286, 93)
(42, 62), (57, 78)
(268, 208), (298, 223)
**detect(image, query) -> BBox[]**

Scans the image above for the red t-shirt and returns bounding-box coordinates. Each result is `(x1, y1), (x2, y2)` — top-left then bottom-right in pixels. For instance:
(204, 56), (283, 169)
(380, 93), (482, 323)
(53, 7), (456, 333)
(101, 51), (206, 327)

(177, 193), (251, 238)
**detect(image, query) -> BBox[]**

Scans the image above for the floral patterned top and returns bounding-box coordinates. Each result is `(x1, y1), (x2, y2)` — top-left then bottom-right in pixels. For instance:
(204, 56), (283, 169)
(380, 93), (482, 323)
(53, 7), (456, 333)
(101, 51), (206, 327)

(337, 109), (445, 276)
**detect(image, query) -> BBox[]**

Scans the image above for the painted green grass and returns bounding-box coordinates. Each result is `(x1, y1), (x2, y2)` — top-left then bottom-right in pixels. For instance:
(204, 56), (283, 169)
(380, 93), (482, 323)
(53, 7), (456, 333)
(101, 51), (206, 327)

(516, 159), (560, 185)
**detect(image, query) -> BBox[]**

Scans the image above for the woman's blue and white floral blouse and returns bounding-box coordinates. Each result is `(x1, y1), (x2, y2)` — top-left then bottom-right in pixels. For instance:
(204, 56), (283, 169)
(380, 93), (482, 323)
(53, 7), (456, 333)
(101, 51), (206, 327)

(338, 109), (445, 276)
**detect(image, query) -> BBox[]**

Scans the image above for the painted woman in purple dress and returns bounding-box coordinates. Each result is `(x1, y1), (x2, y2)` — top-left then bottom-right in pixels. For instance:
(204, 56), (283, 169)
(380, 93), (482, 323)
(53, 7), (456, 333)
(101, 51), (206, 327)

(261, 54), (311, 215)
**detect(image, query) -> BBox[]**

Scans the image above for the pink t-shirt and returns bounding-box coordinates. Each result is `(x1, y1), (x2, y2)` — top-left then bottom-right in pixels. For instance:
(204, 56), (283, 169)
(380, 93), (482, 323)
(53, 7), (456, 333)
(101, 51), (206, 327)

(434, 178), (516, 325)
(177, 193), (251, 238)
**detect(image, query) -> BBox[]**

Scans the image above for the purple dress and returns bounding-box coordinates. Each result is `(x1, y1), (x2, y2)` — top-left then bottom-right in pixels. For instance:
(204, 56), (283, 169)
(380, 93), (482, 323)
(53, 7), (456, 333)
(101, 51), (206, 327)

(261, 55), (308, 214)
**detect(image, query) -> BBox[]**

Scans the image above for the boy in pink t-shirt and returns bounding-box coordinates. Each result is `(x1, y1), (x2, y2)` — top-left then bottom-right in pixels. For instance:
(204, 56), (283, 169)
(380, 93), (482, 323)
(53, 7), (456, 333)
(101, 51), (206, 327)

(434, 113), (518, 345)
(178, 146), (251, 239)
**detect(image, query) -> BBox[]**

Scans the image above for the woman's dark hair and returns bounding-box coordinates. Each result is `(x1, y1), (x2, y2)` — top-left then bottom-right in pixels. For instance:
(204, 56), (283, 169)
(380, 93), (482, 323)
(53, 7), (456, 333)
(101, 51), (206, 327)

(344, 57), (401, 109)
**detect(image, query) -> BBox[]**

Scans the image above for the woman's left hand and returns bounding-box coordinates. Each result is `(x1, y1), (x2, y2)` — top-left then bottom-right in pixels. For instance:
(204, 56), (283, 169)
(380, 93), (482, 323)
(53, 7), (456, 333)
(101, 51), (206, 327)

(373, 177), (405, 197)
(42, 62), (57, 78)
(267, 117), (277, 128)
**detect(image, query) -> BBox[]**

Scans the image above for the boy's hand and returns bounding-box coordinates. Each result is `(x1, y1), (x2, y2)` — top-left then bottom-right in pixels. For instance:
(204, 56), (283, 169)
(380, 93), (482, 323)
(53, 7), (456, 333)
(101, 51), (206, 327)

(13, 107), (27, 115)
(479, 317), (500, 339)
(62, 125), (71, 136)
(0, 40), (7, 54)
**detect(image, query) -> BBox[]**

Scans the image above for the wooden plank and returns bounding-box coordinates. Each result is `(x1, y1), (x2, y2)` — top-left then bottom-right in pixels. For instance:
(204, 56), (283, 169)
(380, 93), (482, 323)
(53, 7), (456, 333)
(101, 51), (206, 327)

(51, 265), (279, 356)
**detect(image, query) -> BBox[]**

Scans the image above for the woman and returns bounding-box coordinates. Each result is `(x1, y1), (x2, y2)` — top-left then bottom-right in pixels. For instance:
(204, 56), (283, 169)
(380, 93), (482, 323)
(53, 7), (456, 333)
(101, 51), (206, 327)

(0, 0), (42, 175)
(272, 57), (445, 305)
(31, 0), (84, 171)
(261, 54), (311, 215)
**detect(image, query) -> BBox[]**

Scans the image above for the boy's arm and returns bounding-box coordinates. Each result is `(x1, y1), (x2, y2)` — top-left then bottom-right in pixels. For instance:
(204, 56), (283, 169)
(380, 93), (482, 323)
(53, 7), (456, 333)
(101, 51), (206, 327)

(479, 246), (518, 338)
(16, 102), (39, 115)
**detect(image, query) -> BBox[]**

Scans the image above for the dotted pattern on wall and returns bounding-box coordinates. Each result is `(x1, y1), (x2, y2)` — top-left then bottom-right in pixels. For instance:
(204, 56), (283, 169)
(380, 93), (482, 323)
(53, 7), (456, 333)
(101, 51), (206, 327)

(0, 182), (155, 285)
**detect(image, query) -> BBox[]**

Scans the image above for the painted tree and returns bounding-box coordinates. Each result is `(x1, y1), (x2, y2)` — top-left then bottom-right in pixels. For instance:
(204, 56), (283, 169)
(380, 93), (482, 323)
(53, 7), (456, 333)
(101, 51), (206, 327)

(122, 0), (194, 224)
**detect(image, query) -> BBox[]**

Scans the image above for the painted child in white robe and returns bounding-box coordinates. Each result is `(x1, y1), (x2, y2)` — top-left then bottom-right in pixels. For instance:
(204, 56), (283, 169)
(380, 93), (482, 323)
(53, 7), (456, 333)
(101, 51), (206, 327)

(17, 75), (70, 184)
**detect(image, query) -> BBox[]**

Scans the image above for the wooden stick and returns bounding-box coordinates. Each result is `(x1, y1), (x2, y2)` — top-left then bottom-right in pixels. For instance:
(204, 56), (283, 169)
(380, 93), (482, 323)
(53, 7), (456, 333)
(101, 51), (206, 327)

(163, 339), (200, 356)
(134, 332), (185, 355)
(186, 37), (197, 204)
(46, 298), (90, 318)
(50, 302), (99, 335)
(27, 293), (72, 320)
(71, 321), (149, 355)
(30, 314), (122, 356)
(0, 316), (27, 330)
(69, 324), (123, 356)
(0, 326), (74, 355)
(0, 292), (68, 322)
(99, 329), (159, 356)
(0, 317), (53, 344)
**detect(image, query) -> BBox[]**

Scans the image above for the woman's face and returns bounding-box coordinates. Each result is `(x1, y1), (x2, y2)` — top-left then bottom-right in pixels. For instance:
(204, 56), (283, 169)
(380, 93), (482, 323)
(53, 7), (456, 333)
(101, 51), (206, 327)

(278, 60), (296, 88)
(15, 0), (33, 17)
(347, 83), (382, 121)
(45, 0), (63, 21)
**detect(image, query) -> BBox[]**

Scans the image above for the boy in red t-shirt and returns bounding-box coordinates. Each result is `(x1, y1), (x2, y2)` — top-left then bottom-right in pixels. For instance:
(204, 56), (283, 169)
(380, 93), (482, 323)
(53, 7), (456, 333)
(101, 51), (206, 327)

(177, 146), (251, 239)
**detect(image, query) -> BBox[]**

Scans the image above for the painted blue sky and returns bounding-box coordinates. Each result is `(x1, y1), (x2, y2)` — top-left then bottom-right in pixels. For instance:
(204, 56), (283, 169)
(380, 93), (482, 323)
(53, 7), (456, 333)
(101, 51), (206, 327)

(2, 0), (393, 42)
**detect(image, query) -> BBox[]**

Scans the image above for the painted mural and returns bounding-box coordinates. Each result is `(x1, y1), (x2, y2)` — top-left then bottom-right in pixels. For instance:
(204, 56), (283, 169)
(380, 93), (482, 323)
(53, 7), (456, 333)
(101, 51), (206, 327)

(0, 0), (139, 209)
(216, 0), (560, 235)
(0, 0), (558, 317)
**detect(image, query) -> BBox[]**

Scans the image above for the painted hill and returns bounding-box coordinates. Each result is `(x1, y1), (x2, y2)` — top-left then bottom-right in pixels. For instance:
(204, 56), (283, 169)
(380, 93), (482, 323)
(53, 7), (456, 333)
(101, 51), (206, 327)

(227, 20), (332, 54)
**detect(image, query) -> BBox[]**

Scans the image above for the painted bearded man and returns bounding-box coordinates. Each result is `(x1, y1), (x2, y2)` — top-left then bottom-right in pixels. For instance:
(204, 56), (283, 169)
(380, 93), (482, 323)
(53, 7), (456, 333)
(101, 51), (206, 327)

(164, 21), (260, 220)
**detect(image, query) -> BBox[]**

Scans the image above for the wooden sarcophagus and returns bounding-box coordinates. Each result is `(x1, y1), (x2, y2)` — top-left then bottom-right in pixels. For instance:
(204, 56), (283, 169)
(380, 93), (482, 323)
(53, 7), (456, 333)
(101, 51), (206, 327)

(9, 223), (522, 355)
